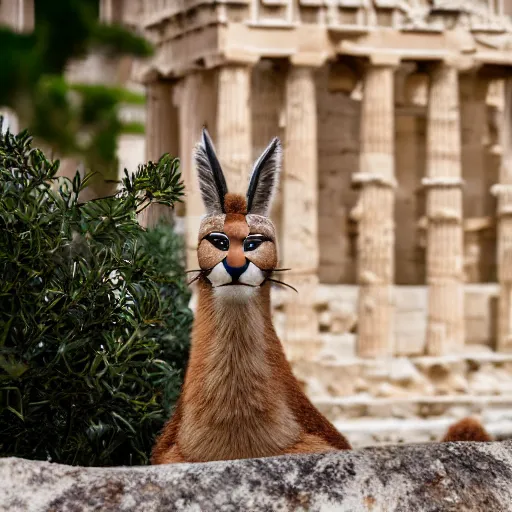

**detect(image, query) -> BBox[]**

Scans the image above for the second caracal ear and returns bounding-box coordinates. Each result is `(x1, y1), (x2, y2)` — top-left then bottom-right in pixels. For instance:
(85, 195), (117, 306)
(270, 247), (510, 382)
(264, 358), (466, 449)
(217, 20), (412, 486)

(246, 137), (281, 217)
(194, 127), (228, 215)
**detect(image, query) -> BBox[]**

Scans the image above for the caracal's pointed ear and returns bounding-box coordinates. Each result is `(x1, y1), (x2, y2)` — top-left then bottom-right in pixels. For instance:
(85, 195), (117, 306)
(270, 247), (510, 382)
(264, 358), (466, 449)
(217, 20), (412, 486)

(246, 137), (281, 216)
(194, 127), (228, 215)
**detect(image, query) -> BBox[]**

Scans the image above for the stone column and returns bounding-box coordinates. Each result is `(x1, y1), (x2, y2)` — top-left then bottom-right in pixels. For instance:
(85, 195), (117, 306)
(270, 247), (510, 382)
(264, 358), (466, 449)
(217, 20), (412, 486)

(145, 81), (179, 162)
(424, 63), (464, 355)
(351, 61), (397, 358)
(215, 65), (253, 194)
(138, 80), (180, 228)
(178, 73), (205, 270)
(99, 0), (123, 23)
(494, 79), (512, 352)
(0, 0), (33, 132)
(281, 63), (320, 362)
(0, 0), (34, 32)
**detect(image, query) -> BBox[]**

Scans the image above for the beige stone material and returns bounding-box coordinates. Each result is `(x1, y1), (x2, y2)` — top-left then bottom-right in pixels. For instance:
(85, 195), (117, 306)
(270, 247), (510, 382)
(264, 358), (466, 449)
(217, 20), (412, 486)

(216, 65), (253, 194)
(496, 79), (512, 352)
(404, 72), (429, 107)
(281, 65), (320, 362)
(424, 63), (465, 356)
(250, 61), (285, 232)
(135, 0), (512, 445)
(354, 64), (396, 358)
(138, 81), (179, 228)
(178, 73), (206, 269)
(327, 62), (359, 94)
(0, 0), (34, 32)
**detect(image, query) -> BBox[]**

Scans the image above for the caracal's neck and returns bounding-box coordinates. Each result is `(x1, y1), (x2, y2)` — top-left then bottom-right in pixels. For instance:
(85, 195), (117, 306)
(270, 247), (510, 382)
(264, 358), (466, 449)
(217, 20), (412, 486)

(188, 279), (274, 360)
(177, 279), (300, 461)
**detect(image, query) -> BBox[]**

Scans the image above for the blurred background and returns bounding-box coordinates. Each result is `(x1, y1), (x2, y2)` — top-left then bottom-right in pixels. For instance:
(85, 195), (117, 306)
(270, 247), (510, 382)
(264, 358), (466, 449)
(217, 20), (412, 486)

(3, 0), (512, 452)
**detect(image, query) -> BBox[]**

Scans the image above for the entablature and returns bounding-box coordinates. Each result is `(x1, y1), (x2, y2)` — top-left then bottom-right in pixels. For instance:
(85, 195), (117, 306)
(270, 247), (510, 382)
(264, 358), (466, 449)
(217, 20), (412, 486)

(132, 1), (512, 82)
(137, 0), (512, 41)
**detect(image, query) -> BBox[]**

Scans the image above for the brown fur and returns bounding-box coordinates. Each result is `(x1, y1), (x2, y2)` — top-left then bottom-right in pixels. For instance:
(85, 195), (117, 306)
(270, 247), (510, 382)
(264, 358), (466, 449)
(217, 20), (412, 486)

(441, 417), (493, 443)
(224, 193), (247, 215)
(152, 153), (351, 465)
(151, 279), (351, 465)
(286, 434), (339, 454)
(224, 213), (250, 268)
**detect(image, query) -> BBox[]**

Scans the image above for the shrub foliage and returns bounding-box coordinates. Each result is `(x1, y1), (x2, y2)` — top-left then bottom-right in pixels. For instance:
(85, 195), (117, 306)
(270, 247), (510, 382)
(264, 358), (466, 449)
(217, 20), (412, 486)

(0, 124), (191, 466)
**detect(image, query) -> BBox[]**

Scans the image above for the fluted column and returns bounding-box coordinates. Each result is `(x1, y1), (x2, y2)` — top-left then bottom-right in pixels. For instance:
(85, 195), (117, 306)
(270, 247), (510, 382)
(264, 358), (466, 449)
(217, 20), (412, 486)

(178, 73), (205, 270)
(352, 63), (396, 358)
(281, 64), (320, 362)
(99, 0), (123, 23)
(495, 79), (512, 352)
(0, 0), (34, 32)
(424, 64), (464, 355)
(215, 65), (253, 194)
(0, 0), (33, 133)
(139, 80), (180, 228)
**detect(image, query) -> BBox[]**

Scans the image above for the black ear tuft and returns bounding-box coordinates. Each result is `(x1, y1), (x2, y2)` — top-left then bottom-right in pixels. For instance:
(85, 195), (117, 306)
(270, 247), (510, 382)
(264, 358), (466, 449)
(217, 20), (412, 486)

(246, 137), (281, 216)
(194, 128), (228, 215)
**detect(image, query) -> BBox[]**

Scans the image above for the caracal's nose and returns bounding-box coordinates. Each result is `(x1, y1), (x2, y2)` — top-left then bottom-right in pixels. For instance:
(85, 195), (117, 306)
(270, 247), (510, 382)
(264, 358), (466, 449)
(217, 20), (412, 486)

(223, 259), (249, 281)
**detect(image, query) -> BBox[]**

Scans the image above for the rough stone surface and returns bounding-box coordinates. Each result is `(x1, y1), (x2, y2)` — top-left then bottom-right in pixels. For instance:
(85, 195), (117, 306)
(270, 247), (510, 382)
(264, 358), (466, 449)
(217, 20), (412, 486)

(3, 441), (512, 512)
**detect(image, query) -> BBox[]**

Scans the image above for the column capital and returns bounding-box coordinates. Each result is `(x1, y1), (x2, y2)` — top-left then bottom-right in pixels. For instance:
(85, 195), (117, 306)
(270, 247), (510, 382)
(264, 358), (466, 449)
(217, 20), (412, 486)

(221, 49), (261, 67)
(339, 40), (401, 68)
(347, 55), (400, 84)
(422, 55), (477, 75)
(290, 52), (329, 68)
(368, 52), (401, 68)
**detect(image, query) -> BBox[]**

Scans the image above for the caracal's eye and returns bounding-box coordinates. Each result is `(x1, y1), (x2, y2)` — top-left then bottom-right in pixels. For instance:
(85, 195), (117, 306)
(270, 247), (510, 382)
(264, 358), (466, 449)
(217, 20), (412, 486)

(205, 232), (229, 251)
(244, 235), (268, 252)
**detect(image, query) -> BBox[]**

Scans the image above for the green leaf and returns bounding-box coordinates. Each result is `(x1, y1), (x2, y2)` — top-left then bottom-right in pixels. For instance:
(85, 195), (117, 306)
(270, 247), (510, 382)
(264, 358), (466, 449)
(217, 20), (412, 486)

(0, 122), (191, 467)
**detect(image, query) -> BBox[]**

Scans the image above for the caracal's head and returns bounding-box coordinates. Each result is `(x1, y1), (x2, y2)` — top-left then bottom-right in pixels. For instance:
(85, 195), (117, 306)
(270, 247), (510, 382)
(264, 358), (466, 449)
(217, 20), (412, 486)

(194, 128), (281, 300)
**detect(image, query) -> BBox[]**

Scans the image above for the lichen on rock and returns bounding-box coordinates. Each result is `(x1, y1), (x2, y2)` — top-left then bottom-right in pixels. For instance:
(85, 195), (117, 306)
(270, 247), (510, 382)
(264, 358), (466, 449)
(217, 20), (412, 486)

(2, 441), (512, 511)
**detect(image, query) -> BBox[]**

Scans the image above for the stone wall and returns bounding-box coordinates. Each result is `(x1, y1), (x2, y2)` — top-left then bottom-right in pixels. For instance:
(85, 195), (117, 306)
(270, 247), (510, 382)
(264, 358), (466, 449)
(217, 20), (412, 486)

(395, 113), (426, 285)
(317, 66), (360, 285)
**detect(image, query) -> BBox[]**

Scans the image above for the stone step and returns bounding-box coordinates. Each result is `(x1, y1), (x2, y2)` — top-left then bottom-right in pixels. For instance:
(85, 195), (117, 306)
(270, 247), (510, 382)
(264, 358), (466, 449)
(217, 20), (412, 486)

(312, 394), (512, 424)
(334, 416), (512, 448)
(292, 352), (512, 399)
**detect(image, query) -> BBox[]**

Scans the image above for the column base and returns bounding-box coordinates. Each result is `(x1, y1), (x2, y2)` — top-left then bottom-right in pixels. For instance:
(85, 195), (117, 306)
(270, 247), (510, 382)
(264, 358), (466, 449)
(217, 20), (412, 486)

(282, 274), (321, 363)
(498, 283), (512, 353)
(356, 284), (394, 358)
(426, 279), (465, 356)
(138, 204), (174, 229)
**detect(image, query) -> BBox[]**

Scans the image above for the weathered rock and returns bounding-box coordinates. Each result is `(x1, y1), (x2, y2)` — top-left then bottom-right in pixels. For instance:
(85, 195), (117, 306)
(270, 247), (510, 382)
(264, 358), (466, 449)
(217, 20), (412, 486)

(3, 442), (512, 511)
